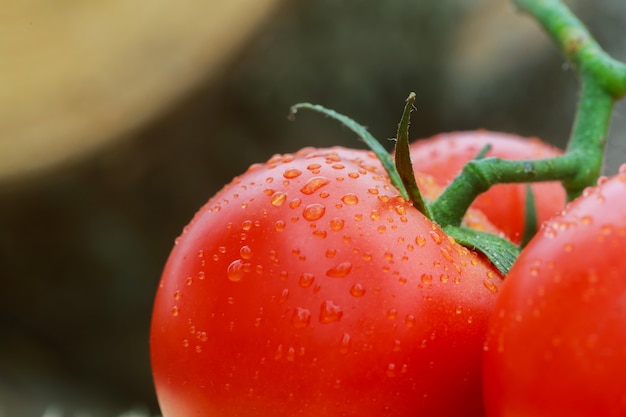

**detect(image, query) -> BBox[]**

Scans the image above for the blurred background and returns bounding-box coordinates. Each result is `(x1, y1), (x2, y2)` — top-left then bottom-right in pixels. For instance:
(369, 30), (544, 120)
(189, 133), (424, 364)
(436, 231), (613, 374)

(1, 0), (625, 416)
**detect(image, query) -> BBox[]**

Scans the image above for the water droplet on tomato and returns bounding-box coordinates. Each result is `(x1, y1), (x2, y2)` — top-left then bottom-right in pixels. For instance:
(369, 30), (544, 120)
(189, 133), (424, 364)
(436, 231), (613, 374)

(313, 230), (327, 239)
(171, 306), (179, 316)
(319, 300), (343, 324)
(429, 230), (442, 245)
(415, 235), (426, 247)
(307, 163), (321, 171)
(288, 199), (302, 209)
(271, 192), (287, 207)
(292, 308), (311, 329)
(455, 306), (463, 315)
(326, 261), (352, 278)
(300, 177), (331, 195)
(387, 309), (398, 320)
(405, 314), (416, 327)
(341, 194), (359, 205)
(325, 249), (337, 258)
(227, 260), (244, 282)
(283, 169), (302, 179)
(303, 203), (326, 221)
(339, 333), (351, 354)
(349, 283), (366, 297)
(386, 363), (397, 377)
(330, 218), (344, 231)
(278, 288), (289, 303)
(395, 205), (406, 215)
(274, 220), (286, 232)
(274, 344), (283, 360)
(483, 279), (499, 293)
(240, 245), (253, 259)
(299, 273), (315, 288)
(393, 339), (401, 352)
(421, 273), (433, 284)
(440, 247), (454, 262)
(370, 210), (381, 220)
(242, 220), (253, 231)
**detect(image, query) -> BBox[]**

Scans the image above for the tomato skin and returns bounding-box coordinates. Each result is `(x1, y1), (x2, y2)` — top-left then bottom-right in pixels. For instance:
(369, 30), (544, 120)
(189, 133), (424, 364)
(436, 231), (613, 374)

(408, 130), (565, 243)
(150, 147), (503, 417)
(483, 170), (626, 417)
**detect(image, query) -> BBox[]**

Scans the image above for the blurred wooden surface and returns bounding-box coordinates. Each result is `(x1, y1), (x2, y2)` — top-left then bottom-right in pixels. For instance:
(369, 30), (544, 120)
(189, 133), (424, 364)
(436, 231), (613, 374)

(0, 0), (282, 184)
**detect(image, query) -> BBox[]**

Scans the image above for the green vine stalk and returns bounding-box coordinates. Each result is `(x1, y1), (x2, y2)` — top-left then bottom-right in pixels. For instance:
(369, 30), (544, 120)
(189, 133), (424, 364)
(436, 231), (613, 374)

(430, 0), (626, 227)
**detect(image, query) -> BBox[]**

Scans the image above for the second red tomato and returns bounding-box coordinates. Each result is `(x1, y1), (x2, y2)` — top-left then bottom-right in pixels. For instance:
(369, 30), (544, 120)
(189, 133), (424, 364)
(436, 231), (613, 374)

(409, 130), (565, 244)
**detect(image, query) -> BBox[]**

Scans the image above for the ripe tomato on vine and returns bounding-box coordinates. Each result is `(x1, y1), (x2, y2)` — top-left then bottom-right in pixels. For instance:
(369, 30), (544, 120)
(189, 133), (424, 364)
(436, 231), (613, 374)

(151, 147), (503, 417)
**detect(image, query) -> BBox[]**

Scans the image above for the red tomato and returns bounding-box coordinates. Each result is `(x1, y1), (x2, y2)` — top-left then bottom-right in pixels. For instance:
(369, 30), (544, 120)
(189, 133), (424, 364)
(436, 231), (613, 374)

(483, 168), (626, 417)
(408, 130), (566, 244)
(150, 147), (503, 417)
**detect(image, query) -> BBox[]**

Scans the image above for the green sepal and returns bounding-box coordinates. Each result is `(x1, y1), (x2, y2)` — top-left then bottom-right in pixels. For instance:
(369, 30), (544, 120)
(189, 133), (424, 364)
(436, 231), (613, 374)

(473, 143), (492, 160)
(520, 184), (539, 248)
(442, 225), (520, 276)
(393, 92), (432, 218)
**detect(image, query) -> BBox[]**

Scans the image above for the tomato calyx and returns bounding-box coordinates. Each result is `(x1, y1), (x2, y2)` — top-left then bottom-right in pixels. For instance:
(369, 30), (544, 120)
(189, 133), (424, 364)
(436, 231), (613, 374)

(392, 92), (431, 217)
(290, 94), (520, 275)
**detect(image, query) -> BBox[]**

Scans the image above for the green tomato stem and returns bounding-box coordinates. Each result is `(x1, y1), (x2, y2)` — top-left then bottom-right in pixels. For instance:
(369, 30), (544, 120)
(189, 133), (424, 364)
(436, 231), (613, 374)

(563, 77), (613, 197)
(430, 0), (623, 227)
(514, 0), (626, 99)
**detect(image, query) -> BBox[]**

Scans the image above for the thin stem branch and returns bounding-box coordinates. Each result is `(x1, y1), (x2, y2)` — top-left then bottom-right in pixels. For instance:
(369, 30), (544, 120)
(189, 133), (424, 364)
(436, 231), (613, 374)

(514, 0), (626, 99)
